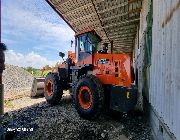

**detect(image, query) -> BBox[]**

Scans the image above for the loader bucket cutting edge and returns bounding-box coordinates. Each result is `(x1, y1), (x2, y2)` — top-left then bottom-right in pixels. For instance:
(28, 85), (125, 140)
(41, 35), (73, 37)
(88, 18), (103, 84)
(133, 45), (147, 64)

(31, 77), (45, 97)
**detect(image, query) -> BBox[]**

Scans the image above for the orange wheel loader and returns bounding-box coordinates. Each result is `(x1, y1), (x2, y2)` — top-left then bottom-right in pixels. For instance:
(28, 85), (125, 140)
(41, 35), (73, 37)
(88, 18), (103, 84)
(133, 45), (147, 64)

(44, 30), (137, 120)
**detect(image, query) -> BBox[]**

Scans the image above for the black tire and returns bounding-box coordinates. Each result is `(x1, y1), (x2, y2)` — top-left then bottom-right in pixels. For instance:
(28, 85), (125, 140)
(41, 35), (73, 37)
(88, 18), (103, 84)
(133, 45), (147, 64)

(73, 75), (104, 120)
(44, 72), (63, 105)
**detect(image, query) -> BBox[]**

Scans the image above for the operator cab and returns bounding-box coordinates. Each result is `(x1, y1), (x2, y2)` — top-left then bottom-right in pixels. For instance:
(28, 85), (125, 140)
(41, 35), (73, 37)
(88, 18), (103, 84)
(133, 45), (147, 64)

(75, 30), (102, 62)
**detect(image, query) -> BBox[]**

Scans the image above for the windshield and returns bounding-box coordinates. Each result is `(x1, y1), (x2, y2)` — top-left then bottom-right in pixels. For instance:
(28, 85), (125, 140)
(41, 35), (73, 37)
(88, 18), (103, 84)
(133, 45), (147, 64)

(87, 32), (101, 52)
(76, 32), (101, 53)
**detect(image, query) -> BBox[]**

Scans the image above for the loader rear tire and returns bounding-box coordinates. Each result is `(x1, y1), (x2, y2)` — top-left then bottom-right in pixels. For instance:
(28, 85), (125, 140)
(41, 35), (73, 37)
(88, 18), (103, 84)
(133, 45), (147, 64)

(74, 75), (104, 120)
(44, 72), (63, 105)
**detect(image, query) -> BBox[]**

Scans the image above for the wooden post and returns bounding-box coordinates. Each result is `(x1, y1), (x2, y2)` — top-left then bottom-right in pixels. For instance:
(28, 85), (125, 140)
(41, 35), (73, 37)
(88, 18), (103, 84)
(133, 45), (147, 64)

(111, 40), (113, 54)
(0, 43), (7, 115)
(0, 84), (4, 115)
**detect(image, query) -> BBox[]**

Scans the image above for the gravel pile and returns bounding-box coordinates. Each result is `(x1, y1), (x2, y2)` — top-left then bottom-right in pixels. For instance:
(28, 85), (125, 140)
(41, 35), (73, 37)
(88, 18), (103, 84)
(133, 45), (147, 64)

(2, 64), (34, 99)
(1, 98), (152, 140)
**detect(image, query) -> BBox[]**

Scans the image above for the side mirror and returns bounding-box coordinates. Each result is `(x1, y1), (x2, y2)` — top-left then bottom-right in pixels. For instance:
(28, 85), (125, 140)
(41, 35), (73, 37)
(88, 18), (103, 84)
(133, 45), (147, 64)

(59, 52), (65, 62)
(59, 52), (65, 58)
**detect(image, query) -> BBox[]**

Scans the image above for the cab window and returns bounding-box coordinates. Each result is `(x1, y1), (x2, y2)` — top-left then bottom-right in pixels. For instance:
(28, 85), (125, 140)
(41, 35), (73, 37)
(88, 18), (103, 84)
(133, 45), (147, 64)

(86, 35), (92, 52)
(87, 32), (101, 52)
(77, 32), (100, 53)
(79, 35), (86, 52)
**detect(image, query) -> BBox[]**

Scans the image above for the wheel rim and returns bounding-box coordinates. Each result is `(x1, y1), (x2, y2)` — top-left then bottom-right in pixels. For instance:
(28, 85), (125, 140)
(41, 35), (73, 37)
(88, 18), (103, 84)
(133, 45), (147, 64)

(46, 80), (53, 96)
(78, 86), (92, 110)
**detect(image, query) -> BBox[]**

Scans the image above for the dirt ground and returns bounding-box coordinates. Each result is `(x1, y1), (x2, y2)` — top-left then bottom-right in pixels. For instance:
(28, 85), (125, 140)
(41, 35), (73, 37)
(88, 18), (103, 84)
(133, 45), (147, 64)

(4, 90), (71, 113)
(4, 96), (45, 113)
(1, 90), (152, 140)
(4, 88), (45, 113)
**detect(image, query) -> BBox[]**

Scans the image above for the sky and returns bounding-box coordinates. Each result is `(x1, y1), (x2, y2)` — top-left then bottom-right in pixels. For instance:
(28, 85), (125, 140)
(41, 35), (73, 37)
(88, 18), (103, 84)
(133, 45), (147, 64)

(1, 0), (75, 68)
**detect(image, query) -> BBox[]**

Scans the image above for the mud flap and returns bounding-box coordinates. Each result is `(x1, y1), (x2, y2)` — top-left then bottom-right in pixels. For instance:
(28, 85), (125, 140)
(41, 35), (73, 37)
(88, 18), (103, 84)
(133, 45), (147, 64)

(110, 85), (137, 112)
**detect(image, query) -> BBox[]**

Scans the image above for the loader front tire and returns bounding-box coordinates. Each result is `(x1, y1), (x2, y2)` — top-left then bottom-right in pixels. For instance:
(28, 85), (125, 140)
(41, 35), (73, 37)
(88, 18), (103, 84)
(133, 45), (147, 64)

(74, 75), (104, 120)
(44, 72), (63, 105)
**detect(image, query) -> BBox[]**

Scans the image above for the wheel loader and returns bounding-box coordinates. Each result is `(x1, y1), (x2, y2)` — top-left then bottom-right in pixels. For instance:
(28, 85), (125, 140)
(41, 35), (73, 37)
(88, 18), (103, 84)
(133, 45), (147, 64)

(44, 29), (137, 120)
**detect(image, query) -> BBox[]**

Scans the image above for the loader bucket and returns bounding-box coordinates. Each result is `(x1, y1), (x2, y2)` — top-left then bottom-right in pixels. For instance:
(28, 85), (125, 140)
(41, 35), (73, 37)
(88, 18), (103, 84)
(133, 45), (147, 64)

(31, 77), (45, 97)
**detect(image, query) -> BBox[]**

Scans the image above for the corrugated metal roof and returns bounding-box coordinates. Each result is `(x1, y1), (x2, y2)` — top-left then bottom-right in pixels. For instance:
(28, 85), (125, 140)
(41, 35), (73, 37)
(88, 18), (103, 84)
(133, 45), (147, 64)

(46, 0), (142, 54)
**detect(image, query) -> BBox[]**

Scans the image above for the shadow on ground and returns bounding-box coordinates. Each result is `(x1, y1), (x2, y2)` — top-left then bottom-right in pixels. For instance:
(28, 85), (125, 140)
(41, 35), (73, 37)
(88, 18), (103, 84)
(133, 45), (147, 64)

(1, 96), (151, 140)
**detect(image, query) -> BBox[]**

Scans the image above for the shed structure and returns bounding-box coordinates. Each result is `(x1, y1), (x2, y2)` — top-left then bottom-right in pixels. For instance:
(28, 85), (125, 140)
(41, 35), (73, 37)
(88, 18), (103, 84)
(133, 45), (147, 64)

(46, 0), (180, 140)
(46, 0), (142, 54)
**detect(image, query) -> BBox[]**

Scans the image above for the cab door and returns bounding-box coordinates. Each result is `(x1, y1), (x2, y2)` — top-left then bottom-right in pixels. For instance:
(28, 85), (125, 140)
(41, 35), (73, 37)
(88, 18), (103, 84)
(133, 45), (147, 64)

(76, 33), (92, 66)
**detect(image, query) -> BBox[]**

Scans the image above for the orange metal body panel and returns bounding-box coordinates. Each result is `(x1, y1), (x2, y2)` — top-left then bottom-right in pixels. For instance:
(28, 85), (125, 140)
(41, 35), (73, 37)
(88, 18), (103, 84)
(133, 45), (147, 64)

(76, 54), (92, 67)
(59, 52), (132, 87)
(92, 53), (132, 87)
(68, 51), (76, 63)
(74, 53), (132, 87)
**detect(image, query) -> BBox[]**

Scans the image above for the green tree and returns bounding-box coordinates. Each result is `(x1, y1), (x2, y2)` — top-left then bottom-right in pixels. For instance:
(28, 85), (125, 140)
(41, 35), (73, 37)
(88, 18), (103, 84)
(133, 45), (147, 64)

(26, 66), (33, 73)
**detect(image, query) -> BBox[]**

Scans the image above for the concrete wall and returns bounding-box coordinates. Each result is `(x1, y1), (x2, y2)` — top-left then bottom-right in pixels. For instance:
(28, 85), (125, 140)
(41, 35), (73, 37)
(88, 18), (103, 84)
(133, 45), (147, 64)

(133, 0), (149, 110)
(134, 0), (180, 139)
(149, 0), (180, 139)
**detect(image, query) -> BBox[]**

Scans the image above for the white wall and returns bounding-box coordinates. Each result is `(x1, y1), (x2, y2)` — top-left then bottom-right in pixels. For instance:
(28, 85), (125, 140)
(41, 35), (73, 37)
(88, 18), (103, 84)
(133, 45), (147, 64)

(149, 0), (180, 139)
(134, 0), (180, 139)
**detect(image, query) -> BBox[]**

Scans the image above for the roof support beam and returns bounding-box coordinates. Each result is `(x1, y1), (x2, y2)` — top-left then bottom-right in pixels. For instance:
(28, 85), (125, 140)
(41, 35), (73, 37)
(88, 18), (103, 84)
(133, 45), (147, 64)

(107, 29), (137, 36)
(102, 18), (140, 29)
(106, 24), (137, 33)
(113, 42), (134, 45)
(70, 13), (97, 24)
(114, 46), (133, 48)
(112, 36), (134, 40)
(109, 33), (136, 38)
(91, 0), (109, 41)
(114, 42), (133, 44)
(63, 3), (92, 16)
(101, 8), (141, 22)
(114, 40), (134, 43)
(114, 44), (133, 46)
(98, 2), (128, 14)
